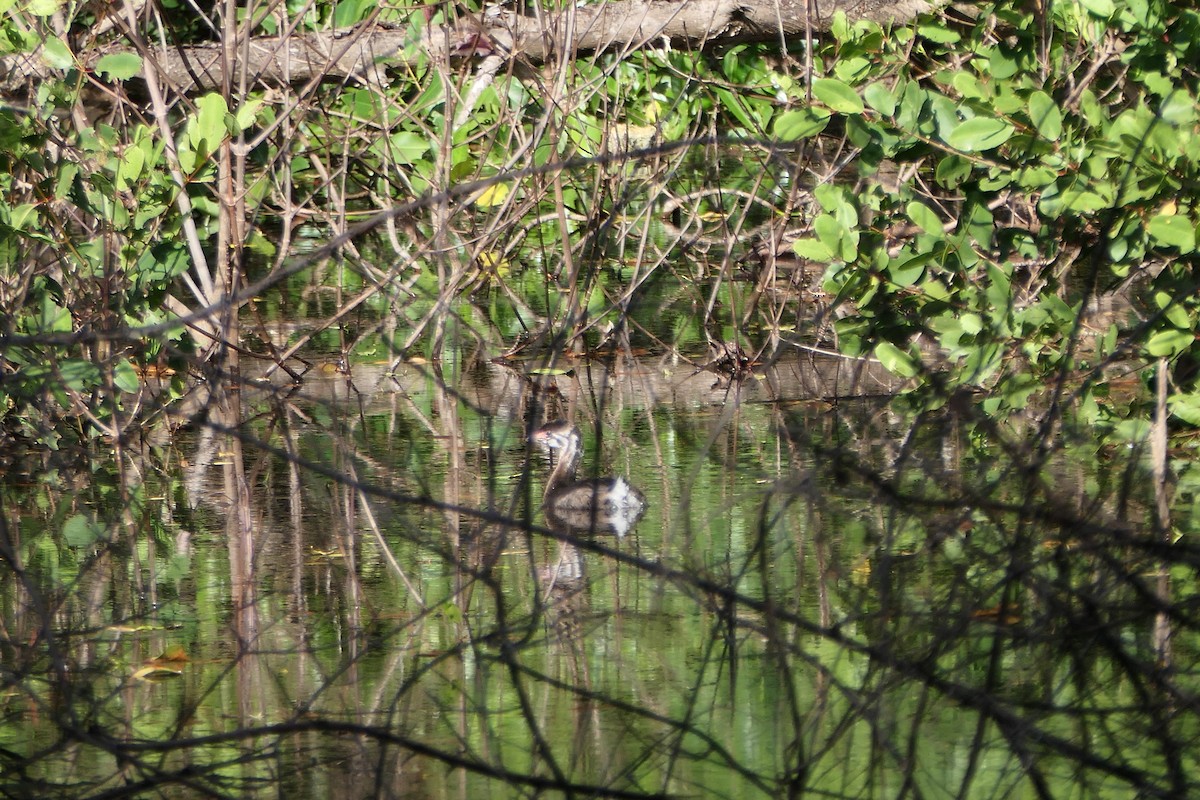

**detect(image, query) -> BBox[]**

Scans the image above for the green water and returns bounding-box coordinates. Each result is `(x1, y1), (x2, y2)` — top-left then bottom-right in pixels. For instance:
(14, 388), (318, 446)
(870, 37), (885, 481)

(0, 347), (1193, 799)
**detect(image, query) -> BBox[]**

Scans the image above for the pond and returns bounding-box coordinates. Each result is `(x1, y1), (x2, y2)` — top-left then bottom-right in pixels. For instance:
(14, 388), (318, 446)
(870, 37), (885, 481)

(2, 325), (1193, 799)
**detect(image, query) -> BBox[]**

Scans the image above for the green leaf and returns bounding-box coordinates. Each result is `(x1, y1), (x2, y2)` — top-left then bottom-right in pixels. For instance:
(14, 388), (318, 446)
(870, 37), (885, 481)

(333, 0), (375, 27)
(388, 131), (430, 165)
(1147, 214), (1196, 252)
(1027, 91), (1062, 141)
(791, 237), (834, 261)
(1160, 91), (1197, 127)
(773, 108), (831, 140)
(63, 514), (106, 547)
(812, 78), (865, 115)
(1153, 290), (1192, 329)
(935, 155), (971, 187)
(917, 23), (960, 44)
(114, 361), (141, 394)
(1113, 418), (1151, 444)
(829, 10), (852, 43)
(887, 255), (928, 288)
(234, 98), (265, 132)
(959, 312), (983, 335)
(813, 184), (857, 226)
(833, 56), (870, 83)
(1168, 393), (1200, 426)
(96, 52), (142, 80)
(875, 341), (919, 378)
(863, 82), (897, 116)
(813, 214), (857, 262)
(9, 203), (39, 231)
(953, 72), (985, 101)
(1078, 0), (1115, 17)
(1146, 329), (1194, 358)
(42, 36), (73, 69)
(37, 295), (71, 333)
(944, 117), (1014, 152)
(189, 93), (230, 153)
(1039, 186), (1109, 216)
(986, 262), (1012, 311)
(905, 202), (942, 235)
(1016, 165), (1059, 189)
(116, 146), (145, 191)
(59, 359), (101, 392)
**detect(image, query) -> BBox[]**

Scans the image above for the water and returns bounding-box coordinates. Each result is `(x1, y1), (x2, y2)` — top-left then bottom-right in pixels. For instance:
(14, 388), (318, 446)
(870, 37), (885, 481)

(0, 342), (1192, 798)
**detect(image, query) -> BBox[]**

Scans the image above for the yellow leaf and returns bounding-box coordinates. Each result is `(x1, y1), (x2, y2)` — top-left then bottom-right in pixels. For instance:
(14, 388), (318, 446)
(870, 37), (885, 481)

(477, 251), (511, 278)
(133, 664), (184, 681)
(475, 182), (510, 208)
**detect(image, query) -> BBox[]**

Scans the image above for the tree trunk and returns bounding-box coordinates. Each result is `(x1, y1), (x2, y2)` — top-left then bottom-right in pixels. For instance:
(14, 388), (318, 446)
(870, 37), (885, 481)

(52, 0), (937, 95)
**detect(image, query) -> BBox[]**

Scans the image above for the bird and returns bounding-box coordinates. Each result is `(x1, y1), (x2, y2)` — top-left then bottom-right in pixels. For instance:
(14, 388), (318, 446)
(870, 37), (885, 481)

(531, 421), (647, 537)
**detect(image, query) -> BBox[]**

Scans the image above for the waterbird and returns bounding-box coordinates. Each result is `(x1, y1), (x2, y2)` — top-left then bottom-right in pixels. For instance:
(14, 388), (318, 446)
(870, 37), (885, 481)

(531, 421), (647, 537)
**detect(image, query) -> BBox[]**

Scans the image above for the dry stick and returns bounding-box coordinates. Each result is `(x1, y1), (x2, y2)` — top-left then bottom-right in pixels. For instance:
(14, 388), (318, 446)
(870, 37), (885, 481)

(215, 0), (251, 361)
(347, 461), (427, 609)
(120, 0), (215, 308)
(1151, 358), (1172, 663)
(454, 54), (506, 130)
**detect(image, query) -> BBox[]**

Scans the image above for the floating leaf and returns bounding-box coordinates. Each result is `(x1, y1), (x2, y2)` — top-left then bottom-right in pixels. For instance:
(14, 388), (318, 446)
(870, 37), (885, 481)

(156, 646), (190, 663)
(945, 117), (1014, 152)
(133, 664), (184, 681)
(476, 250), (511, 279)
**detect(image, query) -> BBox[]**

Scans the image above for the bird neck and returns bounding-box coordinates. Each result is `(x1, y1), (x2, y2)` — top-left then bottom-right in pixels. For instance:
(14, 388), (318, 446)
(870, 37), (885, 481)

(547, 434), (582, 492)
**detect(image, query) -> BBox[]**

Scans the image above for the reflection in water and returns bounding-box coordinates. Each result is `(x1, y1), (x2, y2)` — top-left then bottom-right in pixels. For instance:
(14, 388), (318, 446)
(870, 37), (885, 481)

(6, 347), (1192, 799)
(539, 541), (587, 643)
(532, 421), (647, 537)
